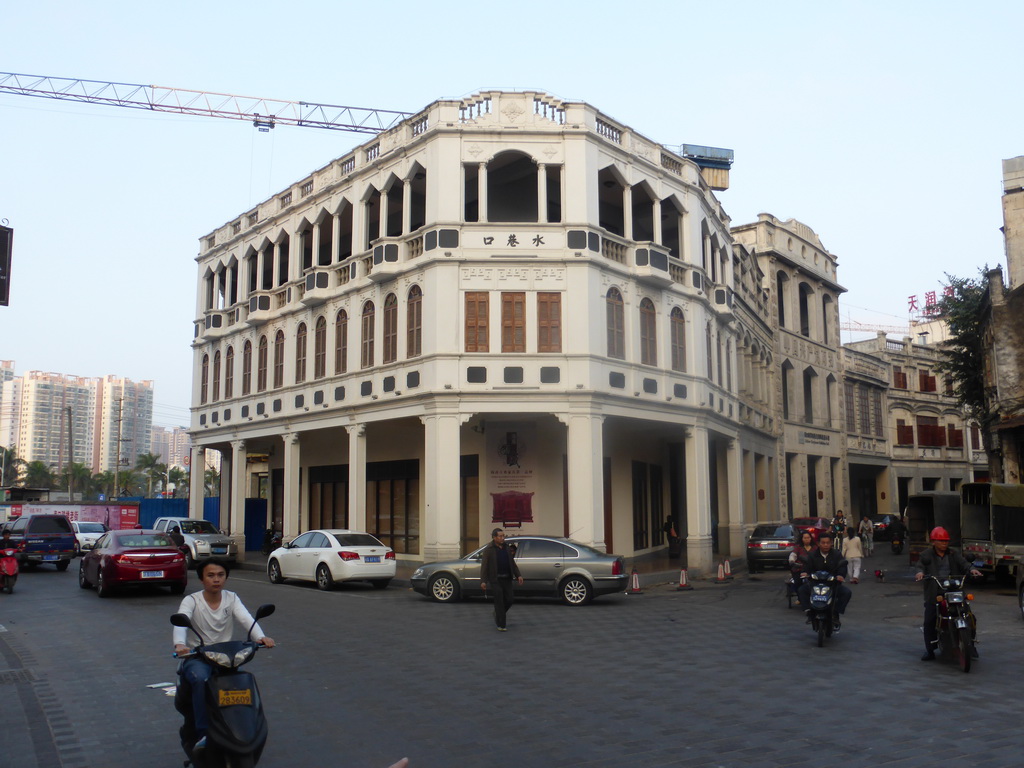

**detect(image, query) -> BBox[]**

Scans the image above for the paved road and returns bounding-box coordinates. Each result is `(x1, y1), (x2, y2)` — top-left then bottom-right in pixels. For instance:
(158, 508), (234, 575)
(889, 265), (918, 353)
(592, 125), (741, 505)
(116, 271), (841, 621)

(1, 548), (1023, 768)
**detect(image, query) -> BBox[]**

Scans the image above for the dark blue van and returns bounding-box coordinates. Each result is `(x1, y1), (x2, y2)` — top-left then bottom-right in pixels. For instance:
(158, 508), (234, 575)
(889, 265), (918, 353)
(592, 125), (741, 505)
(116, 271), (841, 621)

(8, 514), (76, 570)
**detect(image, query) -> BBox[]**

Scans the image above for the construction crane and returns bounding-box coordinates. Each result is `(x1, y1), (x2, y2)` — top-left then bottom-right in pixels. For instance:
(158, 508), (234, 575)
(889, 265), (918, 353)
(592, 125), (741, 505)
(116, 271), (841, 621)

(0, 71), (411, 134)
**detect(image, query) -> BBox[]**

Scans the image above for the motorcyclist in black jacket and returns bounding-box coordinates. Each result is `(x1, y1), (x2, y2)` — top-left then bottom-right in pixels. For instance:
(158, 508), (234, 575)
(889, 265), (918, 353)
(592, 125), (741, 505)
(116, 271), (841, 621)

(797, 531), (852, 629)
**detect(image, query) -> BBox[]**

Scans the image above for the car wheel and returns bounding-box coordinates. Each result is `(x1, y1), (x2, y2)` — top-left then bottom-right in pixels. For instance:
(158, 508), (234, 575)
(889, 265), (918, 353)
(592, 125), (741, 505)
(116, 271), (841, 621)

(560, 575), (593, 605)
(78, 561), (91, 589)
(747, 559), (758, 574)
(371, 579), (391, 590)
(96, 568), (112, 598)
(428, 573), (460, 603)
(267, 559), (284, 584)
(56, 559), (70, 572)
(184, 551), (195, 569)
(315, 564), (334, 591)
(74, 542), (81, 556)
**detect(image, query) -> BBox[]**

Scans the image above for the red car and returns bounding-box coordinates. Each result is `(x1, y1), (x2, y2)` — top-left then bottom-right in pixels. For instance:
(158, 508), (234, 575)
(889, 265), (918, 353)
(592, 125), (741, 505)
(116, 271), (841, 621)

(78, 529), (188, 598)
(791, 517), (831, 542)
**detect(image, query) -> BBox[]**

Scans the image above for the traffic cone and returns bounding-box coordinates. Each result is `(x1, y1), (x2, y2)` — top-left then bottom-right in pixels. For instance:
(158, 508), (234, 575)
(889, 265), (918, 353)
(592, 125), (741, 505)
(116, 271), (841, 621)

(676, 567), (694, 591)
(723, 559), (734, 580)
(627, 567), (643, 594)
(714, 561), (728, 583)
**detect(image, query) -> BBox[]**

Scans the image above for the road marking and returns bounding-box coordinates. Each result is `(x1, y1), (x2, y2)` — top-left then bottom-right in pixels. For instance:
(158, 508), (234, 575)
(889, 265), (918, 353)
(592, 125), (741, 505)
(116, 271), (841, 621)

(0, 624), (6, 632)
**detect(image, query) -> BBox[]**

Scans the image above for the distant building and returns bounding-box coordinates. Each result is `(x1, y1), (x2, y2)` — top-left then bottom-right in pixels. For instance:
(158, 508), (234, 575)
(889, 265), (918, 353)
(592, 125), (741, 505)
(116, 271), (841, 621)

(151, 425), (192, 469)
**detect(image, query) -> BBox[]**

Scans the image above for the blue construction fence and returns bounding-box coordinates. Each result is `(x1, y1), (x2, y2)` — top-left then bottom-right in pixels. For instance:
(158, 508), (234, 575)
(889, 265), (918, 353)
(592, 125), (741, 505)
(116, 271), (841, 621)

(124, 497), (269, 551)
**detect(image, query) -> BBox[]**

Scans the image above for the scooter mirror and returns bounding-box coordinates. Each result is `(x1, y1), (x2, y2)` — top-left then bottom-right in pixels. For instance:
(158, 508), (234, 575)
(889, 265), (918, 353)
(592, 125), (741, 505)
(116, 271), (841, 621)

(254, 604), (276, 621)
(170, 613), (194, 628)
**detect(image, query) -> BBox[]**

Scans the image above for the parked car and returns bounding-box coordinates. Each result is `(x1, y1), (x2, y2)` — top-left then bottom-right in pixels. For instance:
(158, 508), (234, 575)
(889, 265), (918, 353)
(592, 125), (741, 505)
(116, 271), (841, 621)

(71, 521), (109, 554)
(152, 517), (237, 566)
(746, 523), (797, 573)
(411, 535), (627, 606)
(78, 529), (188, 597)
(792, 517), (831, 542)
(267, 529), (396, 590)
(6, 513), (77, 570)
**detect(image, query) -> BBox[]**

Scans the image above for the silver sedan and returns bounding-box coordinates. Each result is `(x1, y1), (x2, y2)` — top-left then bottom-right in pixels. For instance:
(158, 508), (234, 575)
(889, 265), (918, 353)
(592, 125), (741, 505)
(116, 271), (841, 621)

(410, 536), (627, 606)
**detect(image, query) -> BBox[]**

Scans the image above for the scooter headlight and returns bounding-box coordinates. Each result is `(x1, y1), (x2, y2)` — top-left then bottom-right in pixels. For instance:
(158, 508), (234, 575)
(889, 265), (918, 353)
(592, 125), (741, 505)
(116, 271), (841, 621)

(201, 646), (256, 668)
(946, 592), (965, 603)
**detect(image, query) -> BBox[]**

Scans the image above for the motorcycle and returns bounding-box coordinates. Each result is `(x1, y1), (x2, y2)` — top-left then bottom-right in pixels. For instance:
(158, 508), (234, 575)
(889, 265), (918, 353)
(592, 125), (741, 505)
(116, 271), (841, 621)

(260, 529), (282, 556)
(171, 604), (276, 767)
(0, 545), (18, 593)
(806, 570), (839, 647)
(890, 534), (904, 555)
(928, 575), (978, 673)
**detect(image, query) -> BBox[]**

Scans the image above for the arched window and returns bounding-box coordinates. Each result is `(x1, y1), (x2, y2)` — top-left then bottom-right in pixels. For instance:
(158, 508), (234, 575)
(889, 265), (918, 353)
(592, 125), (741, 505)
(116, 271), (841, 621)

(639, 298), (657, 366)
(257, 336), (268, 392)
(273, 330), (285, 388)
(295, 323), (307, 383)
(407, 286), (422, 358)
(314, 317), (327, 379)
(606, 288), (624, 359)
(212, 351), (221, 402)
(200, 354), (209, 404)
(670, 307), (686, 372)
(335, 310), (348, 374)
(224, 346), (234, 399)
(361, 301), (375, 369)
(242, 341), (252, 395)
(383, 294), (398, 364)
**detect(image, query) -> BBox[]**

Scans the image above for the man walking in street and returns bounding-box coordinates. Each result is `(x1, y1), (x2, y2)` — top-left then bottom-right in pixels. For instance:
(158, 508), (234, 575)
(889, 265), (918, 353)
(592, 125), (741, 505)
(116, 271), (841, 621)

(480, 528), (523, 631)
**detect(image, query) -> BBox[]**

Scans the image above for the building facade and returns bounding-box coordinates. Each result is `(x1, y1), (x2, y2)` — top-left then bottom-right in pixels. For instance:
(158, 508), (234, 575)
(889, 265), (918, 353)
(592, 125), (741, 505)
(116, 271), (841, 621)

(189, 91), (785, 570)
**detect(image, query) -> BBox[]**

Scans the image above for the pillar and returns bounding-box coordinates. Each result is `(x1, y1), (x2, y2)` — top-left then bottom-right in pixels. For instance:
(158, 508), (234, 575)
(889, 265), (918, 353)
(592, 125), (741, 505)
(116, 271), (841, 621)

(623, 185), (633, 241)
(402, 179), (412, 235)
(347, 424), (367, 532)
(537, 163), (547, 224)
(378, 188), (389, 241)
(332, 213), (341, 263)
(421, 413), (462, 560)
(281, 433), (301, 540)
(565, 413), (605, 551)
(652, 198), (662, 244)
(312, 221), (322, 267)
(684, 426), (713, 573)
(219, 450), (232, 531)
(726, 438), (745, 556)
(478, 162), (488, 223)
(230, 439), (248, 559)
(188, 446), (206, 520)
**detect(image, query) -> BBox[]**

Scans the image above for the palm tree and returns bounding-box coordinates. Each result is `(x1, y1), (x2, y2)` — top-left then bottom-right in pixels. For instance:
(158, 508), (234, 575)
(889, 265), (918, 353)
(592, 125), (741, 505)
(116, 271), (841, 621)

(92, 470), (116, 500)
(204, 467), (220, 497)
(0, 445), (25, 486)
(57, 462), (93, 500)
(117, 469), (145, 498)
(135, 452), (163, 498)
(22, 461), (54, 488)
(168, 466), (188, 498)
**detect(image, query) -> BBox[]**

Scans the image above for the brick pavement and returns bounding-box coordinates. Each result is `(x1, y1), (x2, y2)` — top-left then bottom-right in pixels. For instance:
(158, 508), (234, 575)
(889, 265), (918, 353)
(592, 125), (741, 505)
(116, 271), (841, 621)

(2, 548), (1024, 767)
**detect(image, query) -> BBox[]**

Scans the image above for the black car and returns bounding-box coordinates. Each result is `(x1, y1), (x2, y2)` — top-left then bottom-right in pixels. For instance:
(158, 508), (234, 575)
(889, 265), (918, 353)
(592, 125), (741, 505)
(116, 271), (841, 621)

(868, 514), (898, 540)
(746, 523), (796, 573)
(7, 513), (77, 570)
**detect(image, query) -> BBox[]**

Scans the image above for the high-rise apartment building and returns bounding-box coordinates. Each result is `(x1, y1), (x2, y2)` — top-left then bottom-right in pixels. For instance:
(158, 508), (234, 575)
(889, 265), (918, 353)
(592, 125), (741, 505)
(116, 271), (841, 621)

(151, 425), (192, 469)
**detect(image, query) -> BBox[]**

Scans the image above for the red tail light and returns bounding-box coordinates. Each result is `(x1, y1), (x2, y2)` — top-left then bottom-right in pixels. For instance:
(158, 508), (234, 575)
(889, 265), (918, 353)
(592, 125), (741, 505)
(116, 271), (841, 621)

(338, 551), (360, 561)
(748, 542), (762, 548)
(385, 551), (395, 560)
(612, 558), (624, 576)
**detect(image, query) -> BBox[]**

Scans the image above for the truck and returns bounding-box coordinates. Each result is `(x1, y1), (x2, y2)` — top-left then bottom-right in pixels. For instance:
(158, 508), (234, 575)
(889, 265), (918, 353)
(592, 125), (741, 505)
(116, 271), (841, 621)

(905, 491), (961, 564)
(959, 483), (1024, 579)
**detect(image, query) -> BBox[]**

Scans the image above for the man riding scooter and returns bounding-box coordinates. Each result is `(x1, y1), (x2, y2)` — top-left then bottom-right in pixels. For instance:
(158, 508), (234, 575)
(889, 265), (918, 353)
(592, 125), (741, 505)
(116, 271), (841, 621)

(914, 526), (982, 661)
(798, 531), (852, 631)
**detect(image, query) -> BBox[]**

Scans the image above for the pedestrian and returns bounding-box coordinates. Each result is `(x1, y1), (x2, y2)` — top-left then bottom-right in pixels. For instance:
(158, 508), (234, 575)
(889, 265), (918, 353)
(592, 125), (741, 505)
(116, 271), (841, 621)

(858, 515), (874, 557)
(842, 526), (864, 583)
(480, 528), (522, 631)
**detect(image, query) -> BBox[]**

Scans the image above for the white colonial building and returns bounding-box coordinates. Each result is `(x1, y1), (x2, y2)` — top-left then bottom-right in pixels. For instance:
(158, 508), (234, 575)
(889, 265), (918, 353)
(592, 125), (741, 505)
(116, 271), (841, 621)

(188, 91), (787, 571)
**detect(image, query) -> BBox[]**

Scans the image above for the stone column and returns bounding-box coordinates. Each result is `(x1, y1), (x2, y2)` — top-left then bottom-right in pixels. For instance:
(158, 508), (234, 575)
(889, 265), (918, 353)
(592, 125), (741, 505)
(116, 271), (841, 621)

(652, 198), (662, 244)
(623, 185), (633, 241)
(421, 413), (462, 561)
(224, 265), (234, 309)
(332, 213), (341, 263)
(347, 424), (367, 532)
(378, 189), (389, 241)
(281, 433), (301, 540)
(188, 446), (206, 519)
(312, 221), (322, 267)
(230, 439), (248, 560)
(219, 450), (232, 530)
(726, 438), (745, 557)
(684, 426), (713, 573)
(402, 179), (412, 235)
(478, 163), (488, 223)
(565, 413), (606, 551)
(536, 163), (547, 224)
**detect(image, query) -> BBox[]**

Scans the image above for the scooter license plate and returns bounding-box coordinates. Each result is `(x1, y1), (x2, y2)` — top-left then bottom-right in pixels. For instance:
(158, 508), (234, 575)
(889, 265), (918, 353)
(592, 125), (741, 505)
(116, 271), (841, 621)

(141, 570), (164, 579)
(218, 688), (253, 706)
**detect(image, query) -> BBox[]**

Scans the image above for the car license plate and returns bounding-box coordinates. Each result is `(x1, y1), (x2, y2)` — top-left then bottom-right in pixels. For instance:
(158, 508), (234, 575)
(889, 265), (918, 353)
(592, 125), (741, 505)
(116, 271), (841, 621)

(43, 555), (59, 561)
(364, 556), (380, 563)
(763, 543), (779, 549)
(212, 548), (226, 554)
(142, 570), (164, 579)
(218, 689), (253, 706)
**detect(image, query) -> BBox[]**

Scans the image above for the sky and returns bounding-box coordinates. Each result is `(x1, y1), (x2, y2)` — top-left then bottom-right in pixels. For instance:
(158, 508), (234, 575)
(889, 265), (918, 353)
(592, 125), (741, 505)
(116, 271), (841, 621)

(2, 1), (1021, 428)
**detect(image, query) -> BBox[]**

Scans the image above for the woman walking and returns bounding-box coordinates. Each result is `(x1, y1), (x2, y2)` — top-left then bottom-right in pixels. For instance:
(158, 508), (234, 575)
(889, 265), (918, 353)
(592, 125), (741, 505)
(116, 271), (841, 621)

(842, 526), (864, 583)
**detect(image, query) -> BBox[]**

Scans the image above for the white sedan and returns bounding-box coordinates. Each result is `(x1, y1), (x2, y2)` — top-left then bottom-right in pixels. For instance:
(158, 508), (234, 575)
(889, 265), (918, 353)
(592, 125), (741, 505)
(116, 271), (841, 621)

(72, 521), (109, 554)
(267, 529), (396, 590)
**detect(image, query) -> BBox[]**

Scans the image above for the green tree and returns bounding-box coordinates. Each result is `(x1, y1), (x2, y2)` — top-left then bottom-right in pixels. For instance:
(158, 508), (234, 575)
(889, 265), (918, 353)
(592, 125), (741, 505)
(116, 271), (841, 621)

(57, 462), (93, 500)
(92, 471), (116, 499)
(117, 469), (145, 498)
(0, 445), (24, 486)
(934, 271), (992, 431)
(168, 466), (188, 498)
(22, 461), (55, 488)
(135, 452), (163, 498)
(204, 467), (220, 497)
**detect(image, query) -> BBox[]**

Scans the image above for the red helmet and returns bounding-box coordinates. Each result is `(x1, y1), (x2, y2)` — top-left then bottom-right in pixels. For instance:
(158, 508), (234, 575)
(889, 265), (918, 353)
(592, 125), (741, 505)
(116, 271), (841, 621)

(930, 526), (950, 541)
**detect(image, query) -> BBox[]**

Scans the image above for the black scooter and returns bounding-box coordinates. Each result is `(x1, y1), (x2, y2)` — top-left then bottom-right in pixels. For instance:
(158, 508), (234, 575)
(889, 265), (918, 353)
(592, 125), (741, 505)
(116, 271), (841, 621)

(171, 604), (275, 768)
(806, 570), (839, 647)
(890, 533), (904, 555)
(928, 575), (978, 673)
